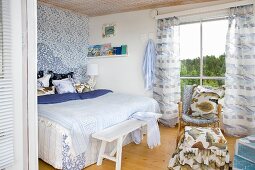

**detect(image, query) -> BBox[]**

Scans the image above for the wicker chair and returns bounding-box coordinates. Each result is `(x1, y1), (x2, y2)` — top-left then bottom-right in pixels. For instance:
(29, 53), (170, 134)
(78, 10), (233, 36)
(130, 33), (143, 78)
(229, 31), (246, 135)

(177, 85), (222, 143)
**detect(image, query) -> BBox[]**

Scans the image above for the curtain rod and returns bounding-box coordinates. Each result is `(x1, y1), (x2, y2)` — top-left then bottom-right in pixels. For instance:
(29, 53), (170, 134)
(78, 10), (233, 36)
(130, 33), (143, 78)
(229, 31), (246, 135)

(155, 0), (254, 19)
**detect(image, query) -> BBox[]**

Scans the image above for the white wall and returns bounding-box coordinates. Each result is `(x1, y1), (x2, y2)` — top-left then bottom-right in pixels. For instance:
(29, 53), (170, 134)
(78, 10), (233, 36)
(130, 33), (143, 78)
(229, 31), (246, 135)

(89, 0), (236, 97)
(89, 10), (156, 97)
(7, 0), (25, 169)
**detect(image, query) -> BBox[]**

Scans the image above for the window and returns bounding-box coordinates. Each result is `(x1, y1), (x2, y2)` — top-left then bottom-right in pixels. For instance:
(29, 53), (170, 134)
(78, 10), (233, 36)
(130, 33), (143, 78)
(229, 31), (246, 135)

(180, 19), (228, 90)
(0, 6), (2, 77)
(0, 0), (15, 169)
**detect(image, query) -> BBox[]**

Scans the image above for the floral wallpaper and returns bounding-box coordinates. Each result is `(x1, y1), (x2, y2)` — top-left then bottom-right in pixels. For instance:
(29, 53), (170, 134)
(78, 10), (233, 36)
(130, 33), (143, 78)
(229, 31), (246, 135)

(37, 3), (89, 82)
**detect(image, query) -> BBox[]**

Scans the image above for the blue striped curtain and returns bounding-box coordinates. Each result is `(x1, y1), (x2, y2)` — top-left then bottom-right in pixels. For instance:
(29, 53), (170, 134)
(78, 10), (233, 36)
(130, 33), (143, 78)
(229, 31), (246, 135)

(224, 5), (255, 137)
(153, 17), (180, 127)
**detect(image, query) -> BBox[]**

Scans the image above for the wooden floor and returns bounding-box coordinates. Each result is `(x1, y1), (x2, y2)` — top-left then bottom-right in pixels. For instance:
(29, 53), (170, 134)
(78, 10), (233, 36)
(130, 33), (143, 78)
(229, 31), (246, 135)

(39, 125), (237, 170)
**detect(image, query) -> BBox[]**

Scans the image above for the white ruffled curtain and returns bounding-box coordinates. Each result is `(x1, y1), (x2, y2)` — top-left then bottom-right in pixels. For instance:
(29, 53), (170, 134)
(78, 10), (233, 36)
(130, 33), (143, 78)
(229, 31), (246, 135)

(153, 17), (180, 127)
(224, 5), (255, 137)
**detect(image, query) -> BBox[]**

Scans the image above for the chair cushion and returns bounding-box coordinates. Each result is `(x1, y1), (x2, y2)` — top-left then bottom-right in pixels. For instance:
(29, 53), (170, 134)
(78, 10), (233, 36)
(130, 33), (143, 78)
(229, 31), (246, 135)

(182, 113), (219, 124)
(183, 126), (227, 150)
(168, 126), (229, 169)
(189, 85), (224, 117)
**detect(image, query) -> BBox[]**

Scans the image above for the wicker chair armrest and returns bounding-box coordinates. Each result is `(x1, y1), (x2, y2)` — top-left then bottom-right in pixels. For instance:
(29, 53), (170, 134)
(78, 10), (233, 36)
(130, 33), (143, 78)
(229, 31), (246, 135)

(217, 103), (222, 117)
(178, 101), (183, 118)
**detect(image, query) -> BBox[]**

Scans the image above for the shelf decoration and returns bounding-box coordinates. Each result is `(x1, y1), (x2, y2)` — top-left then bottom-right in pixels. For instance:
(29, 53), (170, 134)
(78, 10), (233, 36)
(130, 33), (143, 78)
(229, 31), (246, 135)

(88, 43), (128, 58)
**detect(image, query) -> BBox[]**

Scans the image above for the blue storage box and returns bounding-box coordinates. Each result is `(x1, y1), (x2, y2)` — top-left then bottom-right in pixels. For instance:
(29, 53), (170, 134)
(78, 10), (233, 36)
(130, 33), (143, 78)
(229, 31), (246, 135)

(235, 135), (255, 163)
(234, 155), (255, 170)
(233, 135), (255, 170)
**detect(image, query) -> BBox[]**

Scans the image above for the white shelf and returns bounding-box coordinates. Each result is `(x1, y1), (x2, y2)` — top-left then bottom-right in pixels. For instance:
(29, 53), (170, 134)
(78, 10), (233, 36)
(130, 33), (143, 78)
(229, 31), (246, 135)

(87, 55), (128, 59)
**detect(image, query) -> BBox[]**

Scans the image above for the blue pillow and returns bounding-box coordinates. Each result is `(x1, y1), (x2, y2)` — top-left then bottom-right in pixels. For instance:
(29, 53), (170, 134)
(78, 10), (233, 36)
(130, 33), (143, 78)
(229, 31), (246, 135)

(79, 89), (113, 99)
(38, 93), (80, 104)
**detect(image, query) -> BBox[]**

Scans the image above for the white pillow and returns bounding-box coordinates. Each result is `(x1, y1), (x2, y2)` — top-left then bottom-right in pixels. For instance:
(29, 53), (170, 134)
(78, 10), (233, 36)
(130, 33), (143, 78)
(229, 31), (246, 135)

(52, 79), (76, 94)
(37, 74), (51, 88)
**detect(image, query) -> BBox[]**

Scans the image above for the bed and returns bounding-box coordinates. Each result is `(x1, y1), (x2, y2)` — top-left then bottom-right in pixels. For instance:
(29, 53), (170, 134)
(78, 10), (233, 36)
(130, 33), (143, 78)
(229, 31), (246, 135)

(38, 91), (160, 170)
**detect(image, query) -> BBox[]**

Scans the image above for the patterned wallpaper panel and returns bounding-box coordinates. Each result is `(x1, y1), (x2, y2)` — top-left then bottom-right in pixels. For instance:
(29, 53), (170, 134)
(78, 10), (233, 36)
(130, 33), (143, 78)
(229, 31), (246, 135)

(37, 3), (89, 82)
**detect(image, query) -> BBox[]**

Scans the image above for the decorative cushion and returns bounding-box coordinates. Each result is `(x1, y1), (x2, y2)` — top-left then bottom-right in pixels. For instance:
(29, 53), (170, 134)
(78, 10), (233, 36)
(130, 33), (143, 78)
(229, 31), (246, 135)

(37, 86), (55, 96)
(48, 71), (74, 86)
(182, 114), (219, 125)
(183, 126), (227, 150)
(52, 79), (76, 94)
(37, 74), (51, 88)
(189, 85), (224, 118)
(75, 83), (92, 93)
(169, 126), (230, 169)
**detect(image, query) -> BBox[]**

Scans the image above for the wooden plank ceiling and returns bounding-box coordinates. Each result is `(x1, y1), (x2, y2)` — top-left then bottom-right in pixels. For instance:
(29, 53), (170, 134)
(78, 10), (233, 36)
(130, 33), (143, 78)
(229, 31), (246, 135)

(39, 0), (220, 16)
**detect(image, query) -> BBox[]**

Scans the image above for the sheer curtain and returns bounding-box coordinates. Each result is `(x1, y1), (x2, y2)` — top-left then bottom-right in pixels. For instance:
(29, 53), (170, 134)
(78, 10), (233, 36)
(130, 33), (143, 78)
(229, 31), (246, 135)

(224, 5), (255, 137)
(153, 17), (180, 127)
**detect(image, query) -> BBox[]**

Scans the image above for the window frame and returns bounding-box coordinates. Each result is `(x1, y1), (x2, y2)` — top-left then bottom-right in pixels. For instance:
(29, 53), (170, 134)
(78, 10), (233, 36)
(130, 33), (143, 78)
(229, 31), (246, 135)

(180, 18), (227, 86)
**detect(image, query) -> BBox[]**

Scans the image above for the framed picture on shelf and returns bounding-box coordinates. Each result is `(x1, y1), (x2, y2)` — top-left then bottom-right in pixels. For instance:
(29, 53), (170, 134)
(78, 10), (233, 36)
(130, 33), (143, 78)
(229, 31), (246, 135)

(102, 24), (116, 38)
(88, 43), (113, 57)
(88, 45), (102, 57)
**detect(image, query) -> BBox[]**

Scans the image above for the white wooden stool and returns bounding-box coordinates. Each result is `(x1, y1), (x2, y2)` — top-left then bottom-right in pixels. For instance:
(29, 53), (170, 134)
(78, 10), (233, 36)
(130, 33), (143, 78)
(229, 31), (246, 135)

(92, 114), (161, 170)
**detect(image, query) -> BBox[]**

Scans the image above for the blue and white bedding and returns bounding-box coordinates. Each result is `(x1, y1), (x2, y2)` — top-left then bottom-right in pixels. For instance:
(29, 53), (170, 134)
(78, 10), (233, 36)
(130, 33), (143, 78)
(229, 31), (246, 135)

(38, 89), (112, 104)
(38, 91), (159, 169)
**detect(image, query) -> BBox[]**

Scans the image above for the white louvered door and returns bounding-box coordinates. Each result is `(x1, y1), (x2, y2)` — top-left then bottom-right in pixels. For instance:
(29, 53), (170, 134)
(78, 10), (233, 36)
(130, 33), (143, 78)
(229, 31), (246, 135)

(0, 0), (14, 169)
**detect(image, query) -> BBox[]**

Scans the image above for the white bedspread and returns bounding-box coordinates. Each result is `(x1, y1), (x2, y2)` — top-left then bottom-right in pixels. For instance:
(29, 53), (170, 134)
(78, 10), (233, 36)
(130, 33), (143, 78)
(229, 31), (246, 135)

(38, 93), (160, 157)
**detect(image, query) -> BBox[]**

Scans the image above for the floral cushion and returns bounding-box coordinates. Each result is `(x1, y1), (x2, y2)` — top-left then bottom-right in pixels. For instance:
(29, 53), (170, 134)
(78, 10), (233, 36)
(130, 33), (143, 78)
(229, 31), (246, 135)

(75, 83), (92, 93)
(52, 79), (76, 94)
(183, 126), (227, 150)
(189, 86), (224, 118)
(169, 126), (230, 170)
(37, 86), (55, 96)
